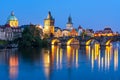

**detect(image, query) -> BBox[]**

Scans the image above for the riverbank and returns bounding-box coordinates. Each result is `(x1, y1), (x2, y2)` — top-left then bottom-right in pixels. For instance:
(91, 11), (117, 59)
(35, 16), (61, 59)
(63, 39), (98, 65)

(0, 40), (8, 49)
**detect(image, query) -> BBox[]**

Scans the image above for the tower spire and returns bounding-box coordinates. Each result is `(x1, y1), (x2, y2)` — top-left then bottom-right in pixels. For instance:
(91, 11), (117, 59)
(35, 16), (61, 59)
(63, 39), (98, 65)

(47, 11), (52, 19)
(66, 15), (73, 30)
(11, 11), (14, 16)
(67, 15), (72, 24)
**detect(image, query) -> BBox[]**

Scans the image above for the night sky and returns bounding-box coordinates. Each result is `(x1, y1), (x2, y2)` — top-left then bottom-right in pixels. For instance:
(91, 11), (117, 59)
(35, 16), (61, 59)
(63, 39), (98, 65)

(0, 0), (120, 31)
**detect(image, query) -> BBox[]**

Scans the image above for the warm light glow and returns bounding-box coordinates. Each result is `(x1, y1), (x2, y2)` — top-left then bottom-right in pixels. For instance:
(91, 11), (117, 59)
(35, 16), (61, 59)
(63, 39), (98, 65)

(95, 43), (100, 60)
(60, 48), (63, 69)
(86, 46), (91, 59)
(9, 21), (18, 27)
(36, 24), (43, 29)
(9, 56), (18, 79)
(67, 38), (74, 46)
(43, 50), (50, 78)
(67, 46), (72, 66)
(51, 45), (55, 62)
(86, 39), (92, 46)
(106, 40), (112, 46)
(76, 49), (79, 68)
(98, 51), (101, 70)
(51, 39), (60, 45)
(67, 38), (79, 46)
(94, 33), (114, 37)
(91, 48), (94, 69)
(56, 46), (59, 69)
(114, 48), (118, 71)
(105, 46), (111, 70)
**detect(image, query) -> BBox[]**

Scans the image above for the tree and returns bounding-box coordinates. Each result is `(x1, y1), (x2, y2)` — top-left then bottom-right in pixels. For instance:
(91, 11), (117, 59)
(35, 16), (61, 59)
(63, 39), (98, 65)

(19, 27), (33, 48)
(18, 24), (48, 48)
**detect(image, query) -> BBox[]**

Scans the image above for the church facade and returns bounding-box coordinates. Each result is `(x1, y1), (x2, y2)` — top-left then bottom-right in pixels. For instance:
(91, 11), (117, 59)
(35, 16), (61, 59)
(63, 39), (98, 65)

(0, 11), (22, 41)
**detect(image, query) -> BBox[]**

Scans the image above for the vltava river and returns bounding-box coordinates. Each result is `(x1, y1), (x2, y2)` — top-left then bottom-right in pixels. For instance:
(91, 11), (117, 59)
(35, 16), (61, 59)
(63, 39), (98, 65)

(0, 42), (120, 80)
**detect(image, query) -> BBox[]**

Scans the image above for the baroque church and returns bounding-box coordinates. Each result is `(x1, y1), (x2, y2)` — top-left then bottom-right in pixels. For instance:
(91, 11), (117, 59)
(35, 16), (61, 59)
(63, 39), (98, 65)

(0, 11), (22, 41)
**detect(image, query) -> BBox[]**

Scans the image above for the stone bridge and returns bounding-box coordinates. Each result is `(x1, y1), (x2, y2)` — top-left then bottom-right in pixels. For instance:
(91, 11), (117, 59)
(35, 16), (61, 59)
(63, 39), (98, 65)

(47, 36), (120, 46)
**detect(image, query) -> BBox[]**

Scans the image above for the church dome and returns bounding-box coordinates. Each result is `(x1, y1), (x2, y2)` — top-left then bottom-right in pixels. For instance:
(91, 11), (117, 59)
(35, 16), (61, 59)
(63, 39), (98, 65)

(7, 11), (19, 27)
(7, 11), (18, 21)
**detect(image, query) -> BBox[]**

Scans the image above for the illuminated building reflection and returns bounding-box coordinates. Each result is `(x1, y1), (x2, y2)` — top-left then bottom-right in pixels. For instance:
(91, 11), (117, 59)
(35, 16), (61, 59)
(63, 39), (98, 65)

(76, 49), (79, 68)
(44, 42), (119, 79)
(86, 43), (119, 71)
(43, 49), (50, 79)
(49, 45), (79, 70)
(9, 55), (18, 79)
(66, 45), (79, 68)
(114, 46), (118, 71)
(67, 46), (72, 67)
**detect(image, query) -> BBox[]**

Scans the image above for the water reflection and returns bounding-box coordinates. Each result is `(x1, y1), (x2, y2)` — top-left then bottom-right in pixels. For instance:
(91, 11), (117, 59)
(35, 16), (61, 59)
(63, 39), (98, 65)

(43, 49), (50, 79)
(0, 43), (119, 80)
(85, 43), (119, 71)
(114, 45), (118, 71)
(9, 55), (18, 79)
(48, 43), (119, 72)
(3, 49), (19, 80)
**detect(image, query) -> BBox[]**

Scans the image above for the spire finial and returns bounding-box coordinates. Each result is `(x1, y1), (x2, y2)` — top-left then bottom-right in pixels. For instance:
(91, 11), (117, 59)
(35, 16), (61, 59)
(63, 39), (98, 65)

(11, 11), (14, 16)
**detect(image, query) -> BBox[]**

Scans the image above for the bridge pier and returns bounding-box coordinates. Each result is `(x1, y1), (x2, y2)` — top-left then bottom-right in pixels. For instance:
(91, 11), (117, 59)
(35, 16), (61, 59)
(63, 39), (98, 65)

(80, 41), (87, 46)
(61, 42), (67, 46)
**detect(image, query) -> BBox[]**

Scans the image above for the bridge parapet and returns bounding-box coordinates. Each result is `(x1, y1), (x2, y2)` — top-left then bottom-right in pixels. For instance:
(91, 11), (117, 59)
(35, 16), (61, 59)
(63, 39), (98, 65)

(47, 36), (120, 46)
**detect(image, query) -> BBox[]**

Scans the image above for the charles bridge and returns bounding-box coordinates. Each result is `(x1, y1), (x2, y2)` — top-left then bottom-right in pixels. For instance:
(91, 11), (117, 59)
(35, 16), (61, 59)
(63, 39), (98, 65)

(47, 36), (120, 46)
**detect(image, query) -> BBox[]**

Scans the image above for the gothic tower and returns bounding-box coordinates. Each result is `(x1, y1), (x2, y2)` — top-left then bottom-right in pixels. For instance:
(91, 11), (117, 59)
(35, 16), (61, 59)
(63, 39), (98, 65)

(66, 15), (73, 31)
(43, 11), (55, 36)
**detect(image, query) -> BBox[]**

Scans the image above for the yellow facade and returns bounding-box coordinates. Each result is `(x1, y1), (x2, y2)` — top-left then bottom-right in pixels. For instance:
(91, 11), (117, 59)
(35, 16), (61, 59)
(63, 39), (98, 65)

(9, 20), (18, 28)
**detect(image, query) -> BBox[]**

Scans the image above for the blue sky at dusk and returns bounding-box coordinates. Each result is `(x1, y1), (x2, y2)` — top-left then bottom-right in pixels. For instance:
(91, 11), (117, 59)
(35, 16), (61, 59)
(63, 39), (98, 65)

(0, 0), (120, 31)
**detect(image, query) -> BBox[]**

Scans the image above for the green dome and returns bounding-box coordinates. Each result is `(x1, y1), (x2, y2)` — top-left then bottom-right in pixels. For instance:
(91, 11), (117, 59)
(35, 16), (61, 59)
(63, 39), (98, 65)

(7, 11), (18, 21)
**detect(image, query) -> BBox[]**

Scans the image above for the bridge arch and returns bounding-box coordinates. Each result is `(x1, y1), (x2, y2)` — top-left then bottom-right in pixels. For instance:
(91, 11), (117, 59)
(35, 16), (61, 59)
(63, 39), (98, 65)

(86, 39), (100, 46)
(51, 39), (61, 45)
(106, 39), (112, 46)
(104, 37), (119, 46)
(67, 37), (79, 46)
(86, 39), (93, 45)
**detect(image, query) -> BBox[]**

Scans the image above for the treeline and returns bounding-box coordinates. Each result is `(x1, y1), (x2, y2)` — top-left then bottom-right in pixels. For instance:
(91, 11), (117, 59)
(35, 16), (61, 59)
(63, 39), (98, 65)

(17, 24), (48, 48)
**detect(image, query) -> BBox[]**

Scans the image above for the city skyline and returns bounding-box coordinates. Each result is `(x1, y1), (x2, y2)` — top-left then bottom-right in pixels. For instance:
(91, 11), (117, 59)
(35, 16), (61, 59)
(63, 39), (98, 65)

(0, 0), (120, 32)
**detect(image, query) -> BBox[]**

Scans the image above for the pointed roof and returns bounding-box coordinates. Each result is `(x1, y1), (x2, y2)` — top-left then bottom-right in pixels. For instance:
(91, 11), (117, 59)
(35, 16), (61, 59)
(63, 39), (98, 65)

(46, 11), (54, 20)
(78, 25), (82, 29)
(67, 15), (73, 24)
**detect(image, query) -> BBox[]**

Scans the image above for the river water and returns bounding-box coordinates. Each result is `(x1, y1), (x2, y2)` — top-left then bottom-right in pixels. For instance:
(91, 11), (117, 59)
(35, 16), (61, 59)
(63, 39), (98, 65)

(0, 42), (120, 80)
